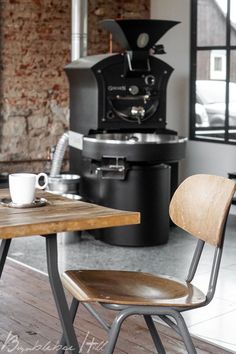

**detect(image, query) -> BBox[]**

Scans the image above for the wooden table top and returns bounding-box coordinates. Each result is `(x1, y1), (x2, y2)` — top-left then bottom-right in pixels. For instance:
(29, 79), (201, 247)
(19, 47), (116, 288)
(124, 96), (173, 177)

(0, 189), (140, 239)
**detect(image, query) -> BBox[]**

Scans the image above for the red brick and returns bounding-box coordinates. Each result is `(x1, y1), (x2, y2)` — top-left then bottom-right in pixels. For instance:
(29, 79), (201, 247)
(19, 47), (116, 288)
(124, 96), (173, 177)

(0, 0), (150, 173)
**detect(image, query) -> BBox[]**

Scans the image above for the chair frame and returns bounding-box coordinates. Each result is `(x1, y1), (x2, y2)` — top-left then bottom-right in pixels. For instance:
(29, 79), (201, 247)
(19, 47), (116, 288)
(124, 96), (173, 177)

(58, 175), (235, 354)
(58, 224), (228, 354)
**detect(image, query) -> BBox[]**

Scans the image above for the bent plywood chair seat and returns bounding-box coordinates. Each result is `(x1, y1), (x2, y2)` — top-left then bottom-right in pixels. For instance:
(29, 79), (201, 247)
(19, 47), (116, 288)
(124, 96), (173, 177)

(63, 269), (206, 308)
(61, 174), (236, 354)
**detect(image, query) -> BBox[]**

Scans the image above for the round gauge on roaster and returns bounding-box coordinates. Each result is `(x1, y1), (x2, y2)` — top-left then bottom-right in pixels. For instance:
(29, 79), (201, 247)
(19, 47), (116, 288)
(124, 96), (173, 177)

(137, 33), (149, 48)
(129, 85), (139, 95)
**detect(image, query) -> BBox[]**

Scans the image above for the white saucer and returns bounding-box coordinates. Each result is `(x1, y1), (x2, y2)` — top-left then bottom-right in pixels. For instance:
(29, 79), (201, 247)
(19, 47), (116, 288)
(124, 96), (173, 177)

(0, 197), (48, 209)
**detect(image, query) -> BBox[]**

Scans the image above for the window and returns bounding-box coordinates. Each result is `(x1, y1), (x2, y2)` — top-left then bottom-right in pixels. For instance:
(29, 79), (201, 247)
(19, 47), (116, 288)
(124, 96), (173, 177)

(210, 50), (226, 79)
(190, 0), (236, 144)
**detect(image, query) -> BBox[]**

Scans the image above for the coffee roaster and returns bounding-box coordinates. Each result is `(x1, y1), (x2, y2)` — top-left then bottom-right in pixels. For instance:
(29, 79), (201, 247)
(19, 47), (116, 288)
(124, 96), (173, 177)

(66, 19), (187, 246)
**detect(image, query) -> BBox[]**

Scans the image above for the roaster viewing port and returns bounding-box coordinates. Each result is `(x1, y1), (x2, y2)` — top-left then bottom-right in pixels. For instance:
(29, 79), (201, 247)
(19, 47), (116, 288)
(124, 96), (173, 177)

(66, 19), (187, 246)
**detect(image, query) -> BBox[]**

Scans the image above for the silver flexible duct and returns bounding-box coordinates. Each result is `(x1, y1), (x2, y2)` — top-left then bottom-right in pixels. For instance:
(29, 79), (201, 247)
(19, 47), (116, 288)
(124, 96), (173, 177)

(50, 132), (69, 177)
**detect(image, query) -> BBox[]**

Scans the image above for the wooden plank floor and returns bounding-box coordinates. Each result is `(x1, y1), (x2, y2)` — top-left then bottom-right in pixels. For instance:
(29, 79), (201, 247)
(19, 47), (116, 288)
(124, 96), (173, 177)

(0, 259), (233, 354)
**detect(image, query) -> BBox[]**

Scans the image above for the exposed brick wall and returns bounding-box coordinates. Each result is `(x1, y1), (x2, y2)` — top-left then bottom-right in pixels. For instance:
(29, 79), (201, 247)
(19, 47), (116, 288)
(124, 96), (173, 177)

(0, 0), (150, 174)
(0, 0), (71, 173)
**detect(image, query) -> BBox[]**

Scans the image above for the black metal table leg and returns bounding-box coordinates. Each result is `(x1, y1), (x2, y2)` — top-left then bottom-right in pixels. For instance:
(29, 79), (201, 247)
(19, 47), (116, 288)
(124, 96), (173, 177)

(45, 234), (80, 354)
(0, 239), (12, 279)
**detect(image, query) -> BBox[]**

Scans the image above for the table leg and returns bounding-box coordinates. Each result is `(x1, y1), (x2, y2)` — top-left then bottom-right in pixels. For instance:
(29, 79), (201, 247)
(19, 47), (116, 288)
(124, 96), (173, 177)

(0, 239), (11, 278)
(45, 234), (80, 354)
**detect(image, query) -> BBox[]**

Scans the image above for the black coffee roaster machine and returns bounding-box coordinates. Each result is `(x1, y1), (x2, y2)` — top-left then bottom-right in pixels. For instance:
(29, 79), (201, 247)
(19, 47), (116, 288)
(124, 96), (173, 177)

(65, 19), (187, 246)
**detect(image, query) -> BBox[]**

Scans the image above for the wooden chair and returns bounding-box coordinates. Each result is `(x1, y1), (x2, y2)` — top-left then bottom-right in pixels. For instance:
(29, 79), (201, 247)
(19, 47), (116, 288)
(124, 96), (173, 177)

(60, 174), (236, 354)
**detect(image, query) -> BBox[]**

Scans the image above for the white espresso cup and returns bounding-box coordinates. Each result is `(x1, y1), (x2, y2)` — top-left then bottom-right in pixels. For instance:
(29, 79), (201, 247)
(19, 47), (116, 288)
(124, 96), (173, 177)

(9, 173), (48, 205)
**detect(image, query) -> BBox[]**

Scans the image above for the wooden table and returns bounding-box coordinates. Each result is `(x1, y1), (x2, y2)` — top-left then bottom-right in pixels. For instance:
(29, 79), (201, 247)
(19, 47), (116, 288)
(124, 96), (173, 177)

(0, 189), (140, 353)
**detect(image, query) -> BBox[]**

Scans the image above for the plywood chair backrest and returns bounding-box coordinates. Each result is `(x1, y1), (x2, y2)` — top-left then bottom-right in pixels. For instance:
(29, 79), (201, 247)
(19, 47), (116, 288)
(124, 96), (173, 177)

(169, 174), (236, 246)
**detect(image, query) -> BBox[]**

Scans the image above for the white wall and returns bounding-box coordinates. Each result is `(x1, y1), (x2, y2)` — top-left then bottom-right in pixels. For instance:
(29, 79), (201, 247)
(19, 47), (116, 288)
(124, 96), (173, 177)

(151, 0), (236, 181)
(151, 0), (190, 137)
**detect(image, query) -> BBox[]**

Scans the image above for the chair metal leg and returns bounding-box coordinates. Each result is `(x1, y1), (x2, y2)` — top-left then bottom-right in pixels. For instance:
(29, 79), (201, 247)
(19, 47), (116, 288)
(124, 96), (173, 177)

(144, 315), (166, 354)
(59, 297), (79, 354)
(104, 310), (129, 354)
(105, 306), (196, 354)
(83, 302), (110, 331)
(0, 239), (11, 278)
(105, 308), (167, 354)
(45, 234), (80, 354)
(172, 312), (197, 354)
(159, 314), (181, 335)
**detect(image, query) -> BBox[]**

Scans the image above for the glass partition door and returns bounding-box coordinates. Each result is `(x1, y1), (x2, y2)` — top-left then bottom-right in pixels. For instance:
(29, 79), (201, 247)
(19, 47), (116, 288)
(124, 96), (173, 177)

(190, 0), (236, 144)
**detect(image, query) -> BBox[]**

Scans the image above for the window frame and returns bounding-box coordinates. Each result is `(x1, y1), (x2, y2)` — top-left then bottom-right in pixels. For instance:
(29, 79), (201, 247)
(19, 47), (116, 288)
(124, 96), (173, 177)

(190, 0), (236, 145)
